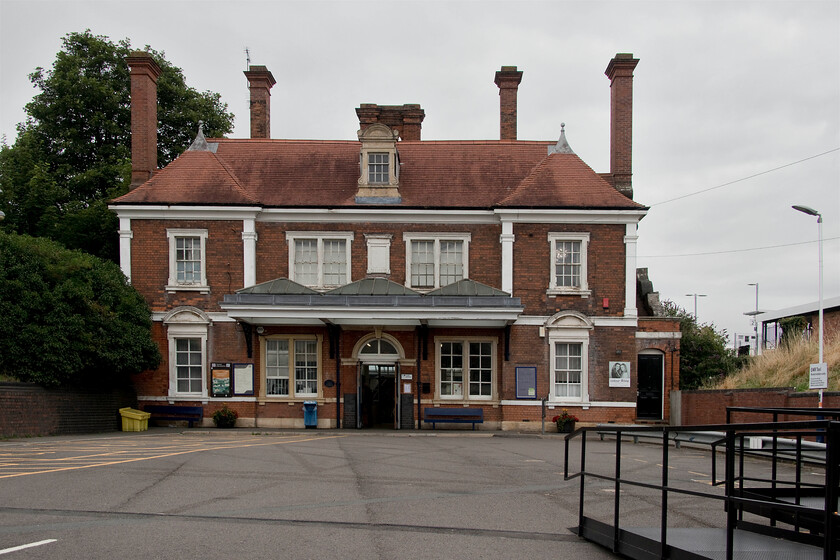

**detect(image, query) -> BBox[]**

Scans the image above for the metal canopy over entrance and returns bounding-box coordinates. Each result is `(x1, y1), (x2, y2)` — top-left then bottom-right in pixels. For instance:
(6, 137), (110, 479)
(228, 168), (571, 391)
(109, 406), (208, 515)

(220, 277), (524, 328)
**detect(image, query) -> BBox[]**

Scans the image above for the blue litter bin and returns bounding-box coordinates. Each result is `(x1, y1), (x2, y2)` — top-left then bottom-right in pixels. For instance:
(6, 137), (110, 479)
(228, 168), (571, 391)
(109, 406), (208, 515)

(303, 401), (317, 429)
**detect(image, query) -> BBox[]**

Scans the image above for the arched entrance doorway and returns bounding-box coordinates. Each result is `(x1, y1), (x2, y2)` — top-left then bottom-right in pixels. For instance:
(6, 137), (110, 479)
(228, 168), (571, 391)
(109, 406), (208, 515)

(356, 336), (403, 429)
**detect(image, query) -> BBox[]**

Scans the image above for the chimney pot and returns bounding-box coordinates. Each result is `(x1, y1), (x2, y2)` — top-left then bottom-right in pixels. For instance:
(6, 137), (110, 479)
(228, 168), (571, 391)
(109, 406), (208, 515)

(244, 65), (276, 139)
(127, 52), (162, 189)
(495, 66), (523, 141)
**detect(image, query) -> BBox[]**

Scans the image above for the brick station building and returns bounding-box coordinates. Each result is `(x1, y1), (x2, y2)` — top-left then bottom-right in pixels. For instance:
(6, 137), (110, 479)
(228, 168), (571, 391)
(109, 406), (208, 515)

(111, 52), (679, 430)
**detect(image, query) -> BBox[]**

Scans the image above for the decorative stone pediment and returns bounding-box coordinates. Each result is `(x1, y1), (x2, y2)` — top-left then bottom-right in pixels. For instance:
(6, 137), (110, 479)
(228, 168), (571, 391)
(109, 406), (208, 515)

(163, 306), (212, 325)
(545, 310), (594, 330)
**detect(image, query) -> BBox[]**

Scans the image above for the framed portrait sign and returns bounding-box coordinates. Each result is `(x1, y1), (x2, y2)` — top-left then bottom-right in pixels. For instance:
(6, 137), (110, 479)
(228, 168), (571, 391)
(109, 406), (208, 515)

(608, 361), (631, 387)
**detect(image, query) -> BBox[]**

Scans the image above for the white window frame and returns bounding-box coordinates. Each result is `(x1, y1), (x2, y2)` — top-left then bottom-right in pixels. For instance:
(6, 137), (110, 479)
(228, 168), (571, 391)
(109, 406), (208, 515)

(261, 335), (322, 400)
(547, 232), (590, 296)
(166, 324), (208, 398)
(166, 229), (209, 292)
(548, 329), (590, 404)
(368, 152), (390, 184)
(435, 337), (496, 402)
(403, 233), (471, 290)
(286, 232), (354, 289)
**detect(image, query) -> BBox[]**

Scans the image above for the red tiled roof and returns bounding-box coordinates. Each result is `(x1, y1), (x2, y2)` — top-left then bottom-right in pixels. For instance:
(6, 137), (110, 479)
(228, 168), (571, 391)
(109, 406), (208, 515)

(115, 150), (258, 205)
(498, 152), (642, 208)
(113, 139), (644, 209)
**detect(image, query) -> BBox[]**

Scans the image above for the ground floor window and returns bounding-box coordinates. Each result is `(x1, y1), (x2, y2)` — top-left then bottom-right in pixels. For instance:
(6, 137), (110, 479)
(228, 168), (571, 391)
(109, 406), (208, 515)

(263, 336), (320, 398)
(164, 308), (210, 398)
(175, 338), (203, 394)
(553, 342), (582, 398)
(437, 338), (495, 400)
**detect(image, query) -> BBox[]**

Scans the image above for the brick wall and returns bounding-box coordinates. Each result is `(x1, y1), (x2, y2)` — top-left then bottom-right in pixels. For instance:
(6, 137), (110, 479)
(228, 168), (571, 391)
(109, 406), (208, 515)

(0, 383), (137, 437)
(680, 388), (840, 425)
(513, 223), (627, 315)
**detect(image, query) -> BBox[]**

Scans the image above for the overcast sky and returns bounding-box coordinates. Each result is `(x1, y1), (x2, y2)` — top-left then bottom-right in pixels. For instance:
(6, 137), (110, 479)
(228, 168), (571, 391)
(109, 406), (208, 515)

(2, 0), (838, 344)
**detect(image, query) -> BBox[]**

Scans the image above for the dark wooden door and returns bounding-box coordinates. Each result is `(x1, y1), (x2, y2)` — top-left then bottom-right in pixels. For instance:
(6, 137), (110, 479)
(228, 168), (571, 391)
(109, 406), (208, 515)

(636, 354), (663, 419)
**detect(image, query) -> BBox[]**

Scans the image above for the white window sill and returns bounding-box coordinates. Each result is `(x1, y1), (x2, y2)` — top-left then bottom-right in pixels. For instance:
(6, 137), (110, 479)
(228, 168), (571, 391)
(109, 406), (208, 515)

(166, 284), (210, 294)
(546, 288), (591, 298)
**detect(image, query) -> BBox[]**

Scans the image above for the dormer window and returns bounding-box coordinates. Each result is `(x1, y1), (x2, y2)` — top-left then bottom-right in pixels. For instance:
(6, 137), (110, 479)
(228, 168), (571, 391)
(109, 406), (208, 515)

(368, 153), (389, 184)
(357, 123), (400, 203)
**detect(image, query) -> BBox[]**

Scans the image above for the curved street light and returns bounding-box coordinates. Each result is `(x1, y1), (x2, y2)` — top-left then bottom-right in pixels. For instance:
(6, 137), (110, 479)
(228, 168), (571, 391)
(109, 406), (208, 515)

(792, 205), (824, 406)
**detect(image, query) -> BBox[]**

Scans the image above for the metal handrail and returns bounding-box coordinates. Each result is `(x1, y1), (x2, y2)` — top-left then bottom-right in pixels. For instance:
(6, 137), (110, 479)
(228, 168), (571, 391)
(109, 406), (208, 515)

(564, 417), (838, 560)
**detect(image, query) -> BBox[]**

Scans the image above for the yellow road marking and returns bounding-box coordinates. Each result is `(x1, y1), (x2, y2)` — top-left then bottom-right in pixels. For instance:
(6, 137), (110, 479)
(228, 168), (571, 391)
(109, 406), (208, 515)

(0, 435), (345, 479)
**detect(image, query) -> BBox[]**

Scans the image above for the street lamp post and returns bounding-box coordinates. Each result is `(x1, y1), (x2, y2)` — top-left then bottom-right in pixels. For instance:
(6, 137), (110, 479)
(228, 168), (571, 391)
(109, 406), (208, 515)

(792, 205), (824, 407)
(685, 293), (707, 321)
(744, 283), (763, 356)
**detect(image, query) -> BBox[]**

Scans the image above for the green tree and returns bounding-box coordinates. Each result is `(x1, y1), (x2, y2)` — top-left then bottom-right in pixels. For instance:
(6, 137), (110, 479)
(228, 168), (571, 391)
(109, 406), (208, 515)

(0, 231), (161, 387)
(0, 30), (234, 261)
(662, 300), (746, 389)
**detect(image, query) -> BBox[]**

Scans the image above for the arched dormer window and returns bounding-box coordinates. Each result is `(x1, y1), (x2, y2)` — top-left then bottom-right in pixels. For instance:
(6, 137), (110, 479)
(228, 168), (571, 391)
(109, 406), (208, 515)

(356, 123), (400, 204)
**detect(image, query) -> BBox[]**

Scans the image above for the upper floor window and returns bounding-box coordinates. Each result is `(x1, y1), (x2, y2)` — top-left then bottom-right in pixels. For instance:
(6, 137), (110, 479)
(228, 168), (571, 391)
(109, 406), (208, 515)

(547, 232), (590, 296)
(403, 233), (470, 290)
(167, 229), (209, 292)
(368, 153), (389, 184)
(286, 232), (353, 289)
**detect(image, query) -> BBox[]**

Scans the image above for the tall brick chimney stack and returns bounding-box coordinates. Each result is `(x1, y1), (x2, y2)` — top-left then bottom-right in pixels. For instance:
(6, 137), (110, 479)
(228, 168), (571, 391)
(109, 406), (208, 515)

(127, 52), (162, 189)
(244, 65), (276, 139)
(355, 104), (425, 141)
(605, 53), (639, 199)
(494, 66), (523, 141)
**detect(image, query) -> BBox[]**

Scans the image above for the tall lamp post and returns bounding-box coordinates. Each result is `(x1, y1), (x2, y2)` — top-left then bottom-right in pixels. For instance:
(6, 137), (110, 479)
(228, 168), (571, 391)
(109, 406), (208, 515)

(685, 293), (707, 321)
(792, 205), (824, 407)
(744, 283), (763, 356)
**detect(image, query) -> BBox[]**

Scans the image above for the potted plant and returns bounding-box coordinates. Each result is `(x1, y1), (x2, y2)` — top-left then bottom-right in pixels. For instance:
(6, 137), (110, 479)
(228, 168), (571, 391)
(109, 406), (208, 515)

(552, 409), (579, 433)
(212, 405), (238, 429)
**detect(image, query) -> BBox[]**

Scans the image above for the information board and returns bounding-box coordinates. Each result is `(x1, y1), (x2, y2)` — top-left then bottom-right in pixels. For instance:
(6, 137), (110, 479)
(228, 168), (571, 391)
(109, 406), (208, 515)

(515, 366), (537, 399)
(233, 363), (254, 395)
(211, 363), (232, 397)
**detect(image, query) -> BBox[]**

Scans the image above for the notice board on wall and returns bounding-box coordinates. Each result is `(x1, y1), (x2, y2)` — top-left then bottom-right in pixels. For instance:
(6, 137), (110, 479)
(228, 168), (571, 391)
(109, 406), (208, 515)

(515, 366), (537, 399)
(211, 363), (232, 397)
(233, 363), (254, 395)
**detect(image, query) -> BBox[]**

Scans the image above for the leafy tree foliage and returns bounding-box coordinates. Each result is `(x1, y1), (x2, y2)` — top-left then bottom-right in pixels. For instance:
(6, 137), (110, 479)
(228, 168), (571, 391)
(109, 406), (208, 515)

(0, 30), (234, 260)
(662, 300), (746, 389)
(0, 231), (161, 387)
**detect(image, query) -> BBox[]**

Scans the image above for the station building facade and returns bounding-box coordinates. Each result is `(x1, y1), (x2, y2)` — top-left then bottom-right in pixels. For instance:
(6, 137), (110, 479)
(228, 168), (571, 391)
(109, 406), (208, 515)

(111, 53), (679, 430)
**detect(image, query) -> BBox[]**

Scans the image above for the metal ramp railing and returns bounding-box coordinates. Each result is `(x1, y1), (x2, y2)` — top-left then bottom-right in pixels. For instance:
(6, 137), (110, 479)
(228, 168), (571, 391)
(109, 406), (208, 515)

(565, 408), (839, 560)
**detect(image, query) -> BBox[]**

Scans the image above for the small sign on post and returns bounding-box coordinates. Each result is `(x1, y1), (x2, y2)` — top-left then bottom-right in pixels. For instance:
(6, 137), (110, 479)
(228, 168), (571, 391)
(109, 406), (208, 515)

(809, 363), (828, 390)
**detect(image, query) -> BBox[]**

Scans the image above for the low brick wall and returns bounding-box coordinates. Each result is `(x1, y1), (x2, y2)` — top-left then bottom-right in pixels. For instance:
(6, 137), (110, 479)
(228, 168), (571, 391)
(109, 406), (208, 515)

(0, 383), (137, 438)
(680, 387), (840, 426)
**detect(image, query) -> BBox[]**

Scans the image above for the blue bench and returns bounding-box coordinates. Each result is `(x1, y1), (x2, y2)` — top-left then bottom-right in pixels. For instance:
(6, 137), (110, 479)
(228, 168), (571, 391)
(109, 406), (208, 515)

(423, 407), (483, 430)
(144, 405), (204, 428)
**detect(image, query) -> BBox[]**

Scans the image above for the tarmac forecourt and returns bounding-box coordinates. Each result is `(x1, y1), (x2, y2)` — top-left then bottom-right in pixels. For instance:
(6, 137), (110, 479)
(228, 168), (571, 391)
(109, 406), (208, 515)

(0, 432), (344, 479)
(1, 429), (815, 559)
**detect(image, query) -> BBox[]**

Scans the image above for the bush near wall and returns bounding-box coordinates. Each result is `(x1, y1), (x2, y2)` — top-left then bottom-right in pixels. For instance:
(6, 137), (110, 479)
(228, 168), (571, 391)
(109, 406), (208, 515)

(0, 383), (137, 438)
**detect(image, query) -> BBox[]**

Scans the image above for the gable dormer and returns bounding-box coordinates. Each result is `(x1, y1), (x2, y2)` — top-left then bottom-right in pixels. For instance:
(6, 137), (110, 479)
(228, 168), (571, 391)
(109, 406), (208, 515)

(356, 123), (400, 204)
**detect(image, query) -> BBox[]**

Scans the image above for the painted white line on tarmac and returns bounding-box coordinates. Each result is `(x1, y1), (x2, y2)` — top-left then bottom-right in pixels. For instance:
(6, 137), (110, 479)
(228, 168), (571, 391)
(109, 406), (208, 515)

(0, 539), (57, 555)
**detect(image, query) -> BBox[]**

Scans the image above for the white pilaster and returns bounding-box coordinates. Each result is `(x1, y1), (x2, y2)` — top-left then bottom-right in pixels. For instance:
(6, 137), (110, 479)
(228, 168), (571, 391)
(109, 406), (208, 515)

(624, 223), (638, 318)
(118, 217), (133, 283)
(500, 221), (515, 294)
(242, 218), (257, 288)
